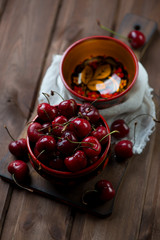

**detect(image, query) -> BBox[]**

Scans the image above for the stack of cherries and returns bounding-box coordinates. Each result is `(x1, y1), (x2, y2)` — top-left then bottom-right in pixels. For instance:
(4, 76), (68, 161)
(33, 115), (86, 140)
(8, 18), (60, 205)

(27, 98), (110, 173)
(6, 95), (135, 203)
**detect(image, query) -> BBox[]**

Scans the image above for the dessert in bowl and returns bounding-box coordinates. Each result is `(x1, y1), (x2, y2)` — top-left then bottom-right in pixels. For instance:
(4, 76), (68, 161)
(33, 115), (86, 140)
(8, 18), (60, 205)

(27, 100), (111, 185)
(60, 36), (138, 109)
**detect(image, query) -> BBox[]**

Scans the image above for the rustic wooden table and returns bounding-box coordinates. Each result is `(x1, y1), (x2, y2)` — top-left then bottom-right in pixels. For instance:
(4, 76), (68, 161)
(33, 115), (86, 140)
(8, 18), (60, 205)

(0, 0), (160, 239)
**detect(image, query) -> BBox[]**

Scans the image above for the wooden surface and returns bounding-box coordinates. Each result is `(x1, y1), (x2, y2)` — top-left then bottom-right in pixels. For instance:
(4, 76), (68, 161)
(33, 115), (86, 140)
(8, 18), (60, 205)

(0, 0), (160, 239)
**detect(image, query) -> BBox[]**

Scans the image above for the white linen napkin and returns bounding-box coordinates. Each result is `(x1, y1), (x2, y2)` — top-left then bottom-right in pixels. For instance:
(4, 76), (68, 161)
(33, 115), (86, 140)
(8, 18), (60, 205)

(38, 55), (156, 154)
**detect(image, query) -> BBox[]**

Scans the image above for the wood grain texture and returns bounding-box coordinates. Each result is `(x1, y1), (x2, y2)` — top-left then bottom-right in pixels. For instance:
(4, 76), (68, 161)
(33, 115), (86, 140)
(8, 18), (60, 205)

(0, 0), (160, 239)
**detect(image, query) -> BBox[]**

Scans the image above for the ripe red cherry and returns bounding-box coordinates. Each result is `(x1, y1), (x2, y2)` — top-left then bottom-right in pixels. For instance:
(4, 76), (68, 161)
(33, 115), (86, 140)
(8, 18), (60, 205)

(37, 103), (58, 122)
(91, 126), (109, 145)
(79, 103), (100, 124)
(48, 155), (64, 170)
(9, 138), (28, 158)
(111, 119), (129, 139)
(70, 117), (92, 138)
(115, 140), (133, 159)
(128, 30), (145, 49)
(64, 150), (87, 172)
(57, 131), (78, 155)
(8, 160), (29, 182)
(95, 179), (115, 201)
(58, 99), (77, 118)
(81, 136), (101, 157)
(52, 116), (68, 137)
(27, 122), (44, 142)
(35, 135), (56, 153)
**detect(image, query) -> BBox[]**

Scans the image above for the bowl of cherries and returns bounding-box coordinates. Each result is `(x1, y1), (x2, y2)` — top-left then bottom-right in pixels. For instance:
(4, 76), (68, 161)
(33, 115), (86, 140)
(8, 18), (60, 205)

(27, 97), (111, 185)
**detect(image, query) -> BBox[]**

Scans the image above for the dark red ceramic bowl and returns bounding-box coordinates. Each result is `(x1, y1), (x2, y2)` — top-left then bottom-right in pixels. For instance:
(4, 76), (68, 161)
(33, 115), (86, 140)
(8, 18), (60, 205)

(60, 36), (138, 109)
(27, 111), (111, 185)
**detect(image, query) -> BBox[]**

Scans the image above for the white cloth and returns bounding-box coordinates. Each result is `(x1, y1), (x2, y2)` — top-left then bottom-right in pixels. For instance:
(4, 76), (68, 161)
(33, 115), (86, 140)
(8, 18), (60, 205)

(38, 55), (156, 154)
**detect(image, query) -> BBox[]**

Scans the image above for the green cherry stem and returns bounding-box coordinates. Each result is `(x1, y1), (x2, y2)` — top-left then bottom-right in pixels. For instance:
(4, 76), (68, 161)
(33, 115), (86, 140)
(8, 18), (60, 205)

(42, 92), (50, 104)
(127, 113), (160, 125)
(12, 174), (33, 192)
(99, 130), (119, 143)
(97, 19), (129, 41)
(50, 90), (65, 101)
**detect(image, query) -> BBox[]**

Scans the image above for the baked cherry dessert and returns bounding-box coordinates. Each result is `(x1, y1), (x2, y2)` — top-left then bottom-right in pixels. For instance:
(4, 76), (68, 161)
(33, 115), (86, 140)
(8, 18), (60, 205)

(26, 98), (111, 184)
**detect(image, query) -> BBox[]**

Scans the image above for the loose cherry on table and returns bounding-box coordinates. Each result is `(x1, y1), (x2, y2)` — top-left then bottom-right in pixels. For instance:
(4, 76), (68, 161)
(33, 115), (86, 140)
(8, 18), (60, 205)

(8, 160), (33, 192)
(4, 126), (28, 159)
(115, 139), (133, 160)
(97, 20), (146, 49)
(95, 179), (115, 201)
(110, 119), (129, 139)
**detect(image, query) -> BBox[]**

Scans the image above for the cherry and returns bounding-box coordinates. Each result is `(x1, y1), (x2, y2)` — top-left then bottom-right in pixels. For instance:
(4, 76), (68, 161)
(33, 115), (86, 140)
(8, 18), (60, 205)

(70, 117), (92, 138)
(58, 99), (77, 118)
(4, 126), (28, 158)
(110, 119), (129, 139)
(115, 139), (133, 160)
(81, 136), (101, 157)
(8, 160), (29, 182)
(41, 122), (52, 134)
(79, 102), (100, 124)
(37, 103), (58, 122)
(35, 135), (56, 153)
(95, 179), (115, 201)
(52, 116), (68, 137)
(64, 150), (87, 172)
(27, 122), (44, 142)
(57, 131), (78, 156)
(128, 30), (145, 49)
(91, 126), (109, 145)
(97, 20), (146, 49)
(48, 155), (64, 170)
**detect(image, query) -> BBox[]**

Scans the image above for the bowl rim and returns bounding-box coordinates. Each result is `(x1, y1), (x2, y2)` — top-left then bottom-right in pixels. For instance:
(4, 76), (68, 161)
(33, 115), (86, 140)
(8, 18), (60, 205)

(27, 112), (111, 178)
(60, 35), (139, 103)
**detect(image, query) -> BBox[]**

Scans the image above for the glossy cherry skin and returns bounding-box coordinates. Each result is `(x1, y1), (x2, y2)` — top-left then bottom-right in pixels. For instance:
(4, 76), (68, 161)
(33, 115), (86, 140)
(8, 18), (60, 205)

(35, 135), (56, 153)
(70, 118), (92, 138)
(27, 122), (44, 142)
(79, 103), (100, 124)
(91, 126), (109, 145)
(52, 116), (68, 137)
(48, 155), (64, 170)
(81, 136), (101, 157)
(64, 150), (87, 172)
(9, 138), (28, 158)
(8, 160), (29, 182)
(37, 103), (58, 122)
(128, 30), (145, 49)
(111, 119), (129, 139)
(57, 131), (78, 156)
(58, 99), (77, 118)
(115, 140), (133, 159)
(95, 179), (115, 201)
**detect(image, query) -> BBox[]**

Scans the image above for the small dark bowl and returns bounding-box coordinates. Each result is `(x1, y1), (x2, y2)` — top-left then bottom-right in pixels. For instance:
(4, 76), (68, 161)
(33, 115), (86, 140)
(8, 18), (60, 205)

(27, 111), (111, 186)
(60, 36), (138, 109)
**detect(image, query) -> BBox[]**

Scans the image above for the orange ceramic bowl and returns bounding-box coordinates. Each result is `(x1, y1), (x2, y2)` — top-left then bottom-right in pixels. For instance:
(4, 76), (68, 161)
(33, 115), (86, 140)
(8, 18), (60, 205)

(27, 109), (111, 185)
(60, 36), (138, 109)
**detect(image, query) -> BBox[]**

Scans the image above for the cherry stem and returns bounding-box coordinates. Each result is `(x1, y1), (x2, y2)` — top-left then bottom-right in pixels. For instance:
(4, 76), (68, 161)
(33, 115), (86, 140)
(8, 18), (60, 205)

(4, 125), (16, 141)
(127, 113), (160, 125)
(50, 90), (65, 101)
(97, 19), (129, 41)
(99, 130), (119, 143)
(66, 137), (94, 147)
(42, 92), (51, 104)
(36, 149), (45, 159)
(12, 174), (33, 192)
